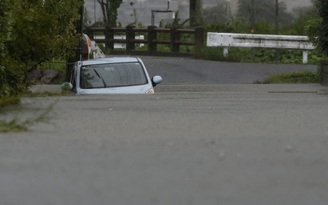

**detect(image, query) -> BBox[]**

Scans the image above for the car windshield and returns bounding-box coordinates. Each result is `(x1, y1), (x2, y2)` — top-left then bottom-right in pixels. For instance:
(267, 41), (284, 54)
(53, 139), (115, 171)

(80, 62), (148, 89)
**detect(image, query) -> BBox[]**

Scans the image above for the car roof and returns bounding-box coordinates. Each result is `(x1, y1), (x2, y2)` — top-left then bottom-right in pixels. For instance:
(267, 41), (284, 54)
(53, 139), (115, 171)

(80, 57), (140, 66)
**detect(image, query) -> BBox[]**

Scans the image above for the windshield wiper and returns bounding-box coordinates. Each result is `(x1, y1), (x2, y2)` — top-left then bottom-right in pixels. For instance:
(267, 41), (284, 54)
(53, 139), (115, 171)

(93, 69), (107, 87)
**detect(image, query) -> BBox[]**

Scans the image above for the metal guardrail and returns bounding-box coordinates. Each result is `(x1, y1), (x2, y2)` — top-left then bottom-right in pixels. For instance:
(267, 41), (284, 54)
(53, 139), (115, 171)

(207, 32), (315, 64)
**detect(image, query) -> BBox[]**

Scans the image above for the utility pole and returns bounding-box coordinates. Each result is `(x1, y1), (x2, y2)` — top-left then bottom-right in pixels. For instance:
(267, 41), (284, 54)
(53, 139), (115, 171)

(225, 0), (232, 20)
(250, 0), (255, 62)
(66, 1), (84, 81)
(151, 1), (173, 26)
(275, 0), (279, 63)
(189, 0), (203, 27)
(275, 0), (279, 34)
(94, 0), (96, 22)
(250, 0), (254, 33)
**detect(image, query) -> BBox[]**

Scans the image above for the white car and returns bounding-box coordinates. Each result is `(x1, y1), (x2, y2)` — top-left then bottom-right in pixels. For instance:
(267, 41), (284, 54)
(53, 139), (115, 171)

(64, 57), (162, 95)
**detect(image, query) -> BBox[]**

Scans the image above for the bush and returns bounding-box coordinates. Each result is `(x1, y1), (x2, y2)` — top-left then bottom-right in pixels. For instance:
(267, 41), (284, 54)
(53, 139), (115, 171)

(257, 71), (320, 84)
(0, 0), (82, 101)
(313, 0), (328, 56)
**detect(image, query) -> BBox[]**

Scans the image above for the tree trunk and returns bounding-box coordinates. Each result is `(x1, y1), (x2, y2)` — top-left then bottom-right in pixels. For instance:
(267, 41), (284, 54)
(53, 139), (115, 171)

(97, 0), (122, 27)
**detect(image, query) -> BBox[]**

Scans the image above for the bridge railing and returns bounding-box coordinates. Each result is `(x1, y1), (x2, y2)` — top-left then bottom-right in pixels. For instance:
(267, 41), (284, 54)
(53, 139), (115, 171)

(206, 32), (315, 64)
(84, 26), (205, 56)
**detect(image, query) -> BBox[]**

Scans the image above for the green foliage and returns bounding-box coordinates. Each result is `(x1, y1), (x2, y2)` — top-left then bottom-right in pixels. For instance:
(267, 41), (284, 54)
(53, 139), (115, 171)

(312, 0), (328, 56)
(203, 3), (232, 24)
(252, 22), (275, 34)
(0, 0), (83, 99)
(237, 0), (294, 29)
(0, 100), (56, 132)
(38, 60), (66, 72)
(0, 58), (26, 96)
(190, 0), (203, 27)
(305, 17), (321, 45)
(200, 2), (323, 64)
(204, 3), (318, 36)
(97, 0), (122, 27)
(0, 0), (15, 97)
(276, 6), (316, 36)
(205, 19), (249, 33)
(0, 96), (20, 109)
(91, 20), (106, 27)
(285, 6), (317, 35)
(8, 0), (82, 68)
(0, 119), (29, 132)
(257, 71), (320, 84)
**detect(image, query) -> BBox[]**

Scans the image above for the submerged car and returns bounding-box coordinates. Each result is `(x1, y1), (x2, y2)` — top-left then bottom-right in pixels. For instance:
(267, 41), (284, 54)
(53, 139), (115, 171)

(63, 57), (162, 95)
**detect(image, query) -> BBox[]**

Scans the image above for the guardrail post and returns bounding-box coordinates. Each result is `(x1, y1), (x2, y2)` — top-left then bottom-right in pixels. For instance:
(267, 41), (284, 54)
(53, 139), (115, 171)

(148, 26), (157, 52)
(302, 50), (308, 64)
(104, 26), (114, 50)
(170, 27), (179, 52)
(223, 47), (229, 58)
(126, 26), (135, 51)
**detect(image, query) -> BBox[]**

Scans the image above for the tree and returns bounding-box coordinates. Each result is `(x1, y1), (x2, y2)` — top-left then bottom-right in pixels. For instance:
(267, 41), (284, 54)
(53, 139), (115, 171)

(284, 6), (318, 35)
(0, 0), (20, 97)
(190, 0), (203, 27)
(312, 0), (328, 56)
(97, 0), (122, 27)
(237, 0), (294, 31)
(203, 3), (231, 24)
(0, 0), (83, 98)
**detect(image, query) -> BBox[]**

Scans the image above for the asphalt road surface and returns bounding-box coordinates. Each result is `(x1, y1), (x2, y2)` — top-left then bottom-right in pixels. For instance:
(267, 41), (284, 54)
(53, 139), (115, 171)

(140, 56), (317, 84)
(1, 84), (328, 205)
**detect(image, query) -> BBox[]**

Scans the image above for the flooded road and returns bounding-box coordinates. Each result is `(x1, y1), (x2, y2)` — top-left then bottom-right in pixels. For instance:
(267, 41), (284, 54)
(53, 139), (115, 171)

(1, 85), (328, 205)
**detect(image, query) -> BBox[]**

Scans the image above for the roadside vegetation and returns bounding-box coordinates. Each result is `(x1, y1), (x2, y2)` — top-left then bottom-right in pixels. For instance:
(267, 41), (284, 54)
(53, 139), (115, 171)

(255, 71), (320, 84)
(0, 0), (83, 131)
(189, 0), (325, 83)
(0, 101), (56, 132)
(0, 0), (83, 104)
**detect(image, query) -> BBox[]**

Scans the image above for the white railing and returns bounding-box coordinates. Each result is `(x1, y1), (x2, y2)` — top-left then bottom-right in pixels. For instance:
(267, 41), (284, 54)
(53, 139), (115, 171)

(206, 32), (315, 64)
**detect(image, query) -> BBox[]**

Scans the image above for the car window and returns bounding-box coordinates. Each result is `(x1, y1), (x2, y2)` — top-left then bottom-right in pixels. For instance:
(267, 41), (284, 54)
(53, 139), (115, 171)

(80, 62), (148, 89)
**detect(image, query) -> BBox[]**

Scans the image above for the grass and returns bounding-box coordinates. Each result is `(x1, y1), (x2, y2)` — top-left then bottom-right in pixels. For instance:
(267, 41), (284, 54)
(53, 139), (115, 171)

(35, 60), (66, 84)
(0, 100), (57, 132)
(0, 96), (20, 109)
(24, 90), (73, 97)
(255, 71), (320, 84)
(39, 60), (66, 71)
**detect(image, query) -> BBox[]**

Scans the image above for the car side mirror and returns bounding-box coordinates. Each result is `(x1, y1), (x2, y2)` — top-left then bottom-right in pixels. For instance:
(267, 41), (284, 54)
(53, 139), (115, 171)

(152, 75), (162, 87)
(61, 82), (73, 90)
